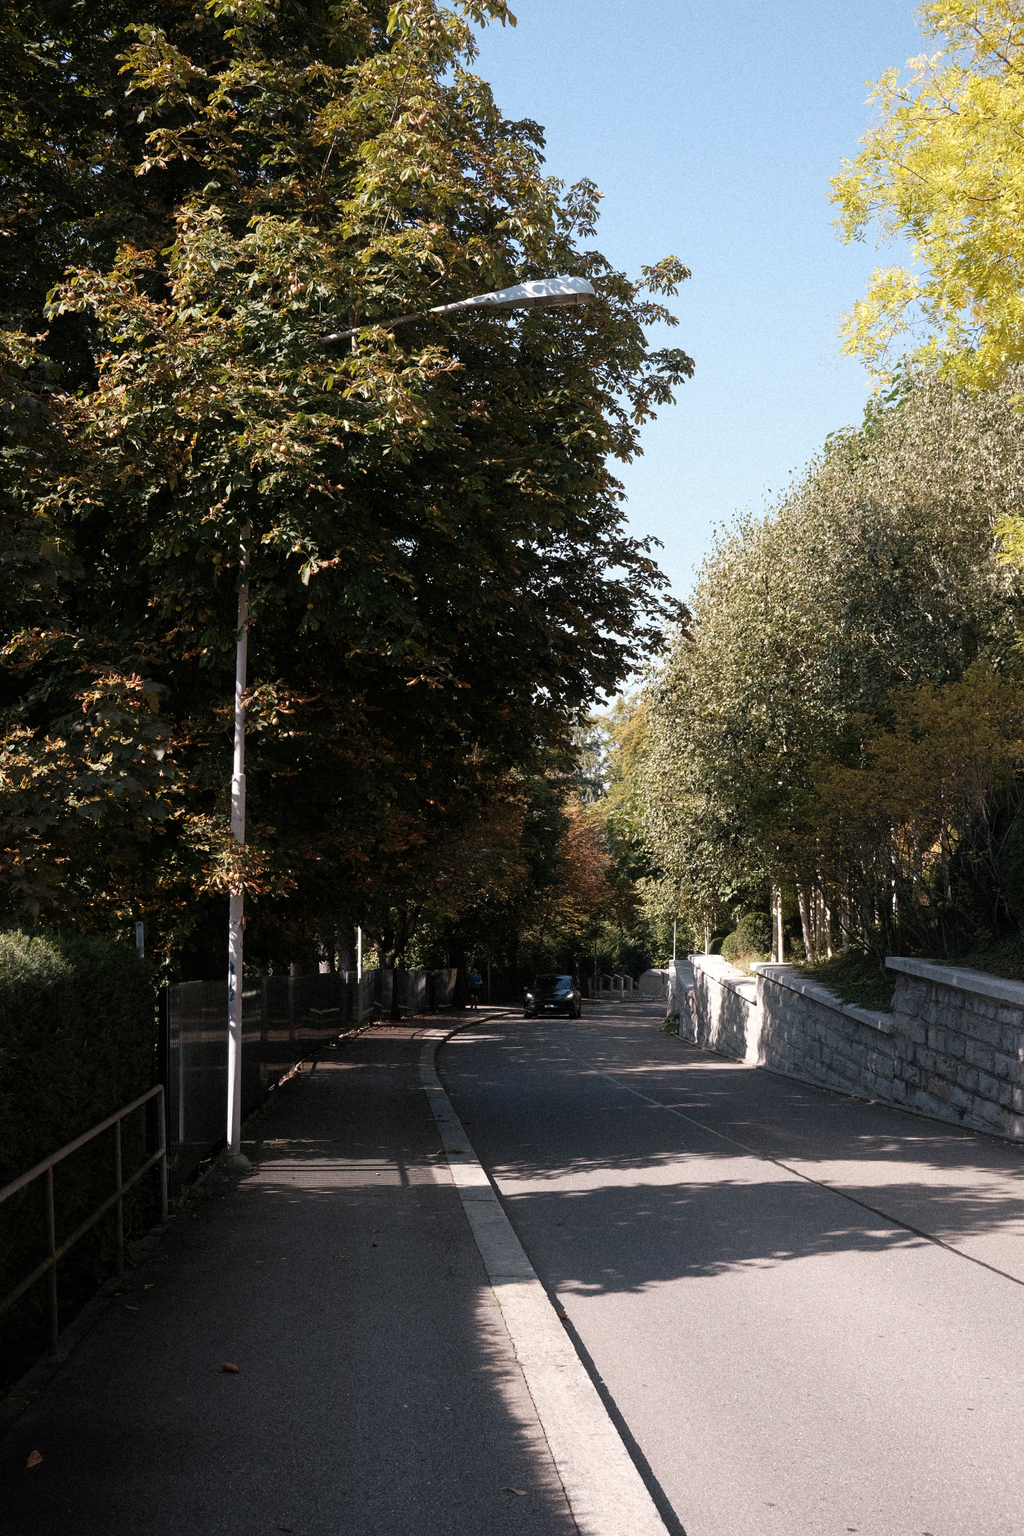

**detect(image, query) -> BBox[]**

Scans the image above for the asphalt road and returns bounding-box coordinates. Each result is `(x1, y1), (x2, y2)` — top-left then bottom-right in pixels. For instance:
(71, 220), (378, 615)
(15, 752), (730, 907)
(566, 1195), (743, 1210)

(438, 1001), (1024, 1536)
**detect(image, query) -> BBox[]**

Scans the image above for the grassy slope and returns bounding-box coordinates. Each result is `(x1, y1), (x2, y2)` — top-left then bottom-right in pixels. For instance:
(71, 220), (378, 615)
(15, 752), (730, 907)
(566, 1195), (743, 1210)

(936, 935), (1024, 983)
(799, 953), (897, 1012)
(799, 935), (1024, 1011)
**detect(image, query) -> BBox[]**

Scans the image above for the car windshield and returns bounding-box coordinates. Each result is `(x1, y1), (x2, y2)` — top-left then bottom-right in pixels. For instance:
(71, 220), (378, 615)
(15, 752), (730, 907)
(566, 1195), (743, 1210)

(533, 975), (572, 992)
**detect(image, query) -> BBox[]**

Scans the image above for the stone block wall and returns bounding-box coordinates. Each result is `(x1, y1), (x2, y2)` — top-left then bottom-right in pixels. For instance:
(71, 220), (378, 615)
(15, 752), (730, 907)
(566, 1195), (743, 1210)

(670, 952), (1024, 1143)
(886, 957), (1024, 1140)
(682, 955), (758, 1063)
(755, 967), (895, 1101)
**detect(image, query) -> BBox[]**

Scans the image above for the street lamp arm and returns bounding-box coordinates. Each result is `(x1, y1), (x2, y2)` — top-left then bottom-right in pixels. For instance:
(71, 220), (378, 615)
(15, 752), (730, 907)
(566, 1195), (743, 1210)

(320, 275), (595, 345)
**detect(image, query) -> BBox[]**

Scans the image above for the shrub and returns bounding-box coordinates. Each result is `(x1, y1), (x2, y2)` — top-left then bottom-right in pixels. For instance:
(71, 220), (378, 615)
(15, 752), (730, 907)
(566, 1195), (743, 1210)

(721, 911), (772, 966)
(0, 931), (157, 1390)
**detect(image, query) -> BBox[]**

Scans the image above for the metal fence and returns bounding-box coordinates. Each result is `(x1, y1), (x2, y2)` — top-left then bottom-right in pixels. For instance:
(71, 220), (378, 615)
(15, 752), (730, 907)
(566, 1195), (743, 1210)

(374, 966), (457, 1014)
(161, 968), (456, 1188)
(0, 1086), (167, 1352)
(594, 973), (638, 1000)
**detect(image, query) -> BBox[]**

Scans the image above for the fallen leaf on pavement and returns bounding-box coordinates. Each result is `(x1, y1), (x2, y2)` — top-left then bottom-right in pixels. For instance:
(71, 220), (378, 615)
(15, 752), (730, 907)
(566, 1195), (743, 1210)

(26, 1451), (43, 1469)
(144, 1283), (155, 1289)
(502, 1486), (526, 1496)
(221, 1362), (240, 1374)
(371, 1228), (379, 1233)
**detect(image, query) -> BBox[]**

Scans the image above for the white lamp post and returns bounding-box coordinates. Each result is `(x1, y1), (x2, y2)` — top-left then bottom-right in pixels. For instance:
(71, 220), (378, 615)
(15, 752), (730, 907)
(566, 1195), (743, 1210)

(225, 524), (250, 1163)
(224, 274), (596, 1159)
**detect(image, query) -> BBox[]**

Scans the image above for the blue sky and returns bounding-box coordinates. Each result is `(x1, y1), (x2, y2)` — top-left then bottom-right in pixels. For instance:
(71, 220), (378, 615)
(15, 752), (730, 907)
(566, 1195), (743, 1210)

(472, 0), (926, 603)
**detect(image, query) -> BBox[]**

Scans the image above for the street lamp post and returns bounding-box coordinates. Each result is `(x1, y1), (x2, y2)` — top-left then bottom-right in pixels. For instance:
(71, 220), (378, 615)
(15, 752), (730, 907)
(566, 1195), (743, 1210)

(225, 526), (250, 1163)
(224, 275), (595, 1159)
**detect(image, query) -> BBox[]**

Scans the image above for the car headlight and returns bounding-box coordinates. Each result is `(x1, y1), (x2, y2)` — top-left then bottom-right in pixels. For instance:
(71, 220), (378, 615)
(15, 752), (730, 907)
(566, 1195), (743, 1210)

(525, 992), (534, 1002)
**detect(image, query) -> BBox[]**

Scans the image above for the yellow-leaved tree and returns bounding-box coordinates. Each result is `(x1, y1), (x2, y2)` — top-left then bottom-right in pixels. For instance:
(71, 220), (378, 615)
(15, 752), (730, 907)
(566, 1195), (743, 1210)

(831, 1), (1024, 390)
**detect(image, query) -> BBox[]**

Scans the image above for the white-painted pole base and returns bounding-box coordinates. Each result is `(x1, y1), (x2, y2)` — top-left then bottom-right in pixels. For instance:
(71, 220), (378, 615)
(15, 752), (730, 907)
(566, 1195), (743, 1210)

(225, 886), (248, 1165)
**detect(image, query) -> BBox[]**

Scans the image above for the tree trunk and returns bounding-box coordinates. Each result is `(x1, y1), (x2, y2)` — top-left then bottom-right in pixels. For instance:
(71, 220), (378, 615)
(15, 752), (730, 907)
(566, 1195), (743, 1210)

(450, 939), (468, 1010)
(797, 884), (814, 963)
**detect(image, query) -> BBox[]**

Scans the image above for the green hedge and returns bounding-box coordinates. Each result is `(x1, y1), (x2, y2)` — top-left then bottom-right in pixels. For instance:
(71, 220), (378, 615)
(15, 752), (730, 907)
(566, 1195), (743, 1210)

(0, 931), (157, 1390)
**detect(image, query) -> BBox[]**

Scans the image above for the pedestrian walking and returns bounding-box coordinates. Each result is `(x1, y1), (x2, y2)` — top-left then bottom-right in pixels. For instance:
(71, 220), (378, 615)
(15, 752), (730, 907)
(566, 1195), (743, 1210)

(468, 965), (483, 1009)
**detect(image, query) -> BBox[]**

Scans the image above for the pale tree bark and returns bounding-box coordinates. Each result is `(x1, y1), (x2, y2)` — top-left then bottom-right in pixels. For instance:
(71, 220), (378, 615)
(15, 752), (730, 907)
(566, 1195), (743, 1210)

(797, 884), (814, 963)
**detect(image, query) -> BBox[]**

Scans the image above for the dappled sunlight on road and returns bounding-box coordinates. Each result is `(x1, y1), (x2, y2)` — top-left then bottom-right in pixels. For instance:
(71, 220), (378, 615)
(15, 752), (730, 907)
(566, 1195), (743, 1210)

(442, 1006), (1024, 1293)
(444, 1003), (1024, 1535)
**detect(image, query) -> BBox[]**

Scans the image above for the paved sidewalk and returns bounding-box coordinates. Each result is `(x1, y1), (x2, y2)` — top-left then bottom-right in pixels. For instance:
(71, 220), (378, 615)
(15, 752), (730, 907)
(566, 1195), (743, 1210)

(0, 1021), (577, 1536)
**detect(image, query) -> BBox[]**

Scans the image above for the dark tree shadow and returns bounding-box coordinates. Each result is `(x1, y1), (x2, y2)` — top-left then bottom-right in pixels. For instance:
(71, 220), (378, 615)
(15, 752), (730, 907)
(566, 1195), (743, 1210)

(441, 1011), (1024, 1295)
(0, 1037), (581, 1536)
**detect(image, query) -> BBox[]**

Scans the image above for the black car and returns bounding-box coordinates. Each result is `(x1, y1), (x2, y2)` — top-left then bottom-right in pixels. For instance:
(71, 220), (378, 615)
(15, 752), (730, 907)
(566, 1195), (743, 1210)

(523, 974), (582, 1019)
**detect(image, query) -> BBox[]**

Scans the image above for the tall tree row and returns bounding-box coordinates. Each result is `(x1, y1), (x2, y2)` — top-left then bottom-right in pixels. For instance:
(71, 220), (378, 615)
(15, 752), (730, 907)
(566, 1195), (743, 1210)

(0, 0), (692, 975)
(609, 1), (1024, 972)
(639, 374), (1024, 962)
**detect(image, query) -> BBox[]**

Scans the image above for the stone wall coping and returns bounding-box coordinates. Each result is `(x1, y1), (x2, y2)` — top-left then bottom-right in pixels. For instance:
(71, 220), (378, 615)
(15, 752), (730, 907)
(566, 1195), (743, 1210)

(689, 953), (896, 1034)
(688, 953), (757, 1002)
(751, 963), (895, 1035)
(886, 955), (1024, 1009)
(842, 1003), (895, 1035)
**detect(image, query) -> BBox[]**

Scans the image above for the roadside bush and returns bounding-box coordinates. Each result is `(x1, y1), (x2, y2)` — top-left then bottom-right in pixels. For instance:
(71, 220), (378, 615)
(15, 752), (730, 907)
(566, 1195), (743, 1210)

(721, 911), (772, 966)
(0, 931), (157, 1390)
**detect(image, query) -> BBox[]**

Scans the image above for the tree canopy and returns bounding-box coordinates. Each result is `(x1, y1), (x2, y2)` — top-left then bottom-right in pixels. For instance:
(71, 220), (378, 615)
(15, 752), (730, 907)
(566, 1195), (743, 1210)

(639, 372), (1024, 961)
(831, 1), (1024, 388)
(0, 0), (692, 975)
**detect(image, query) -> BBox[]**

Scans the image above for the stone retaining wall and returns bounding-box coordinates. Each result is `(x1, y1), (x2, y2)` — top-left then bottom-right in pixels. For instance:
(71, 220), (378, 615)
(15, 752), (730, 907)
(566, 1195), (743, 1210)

(667, 952), (1024, 1141)
(685, 955), (758, 1063)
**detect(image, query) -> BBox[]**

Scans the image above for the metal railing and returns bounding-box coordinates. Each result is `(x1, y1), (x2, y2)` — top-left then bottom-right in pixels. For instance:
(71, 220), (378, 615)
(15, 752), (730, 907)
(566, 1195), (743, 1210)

(0, 1085), (167, 1352)
(593, 974), (638, 999)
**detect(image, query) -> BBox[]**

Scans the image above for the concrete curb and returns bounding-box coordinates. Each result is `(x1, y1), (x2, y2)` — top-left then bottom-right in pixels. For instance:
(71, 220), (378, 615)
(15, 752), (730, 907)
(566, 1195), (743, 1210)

(420, 1018), (669, 1536)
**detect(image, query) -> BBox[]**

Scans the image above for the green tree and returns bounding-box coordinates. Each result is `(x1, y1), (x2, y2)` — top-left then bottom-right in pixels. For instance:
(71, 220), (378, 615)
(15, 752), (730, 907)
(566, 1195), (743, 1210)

(640, 372), (1024, 958)
(1, 0), (230, 385)
(1, 0), (692, 972)
(567, 696), (669, 974)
